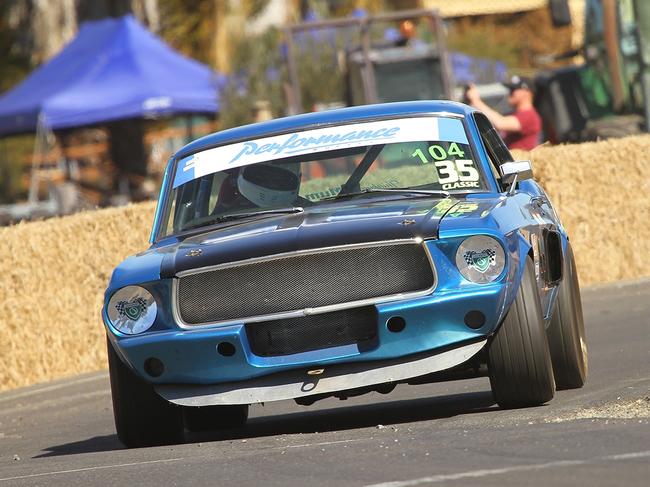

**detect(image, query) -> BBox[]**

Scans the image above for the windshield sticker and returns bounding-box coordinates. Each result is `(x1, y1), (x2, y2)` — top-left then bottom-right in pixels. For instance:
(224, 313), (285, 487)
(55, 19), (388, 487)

(172, 117), (468, 188)
(447, 202), (480, 217)
(412, 142), (466, 164)
(303, 178), (400, 201)
(431, 159), (480, 190)
(443, 181), (480, 190)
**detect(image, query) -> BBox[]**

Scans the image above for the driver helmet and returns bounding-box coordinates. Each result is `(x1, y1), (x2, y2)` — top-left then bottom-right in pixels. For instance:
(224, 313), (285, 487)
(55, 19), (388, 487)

(237, 162), (301, 207)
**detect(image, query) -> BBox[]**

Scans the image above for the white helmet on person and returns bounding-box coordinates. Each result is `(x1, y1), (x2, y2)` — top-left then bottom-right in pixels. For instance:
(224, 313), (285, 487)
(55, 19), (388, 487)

(237, 162), (301, 207)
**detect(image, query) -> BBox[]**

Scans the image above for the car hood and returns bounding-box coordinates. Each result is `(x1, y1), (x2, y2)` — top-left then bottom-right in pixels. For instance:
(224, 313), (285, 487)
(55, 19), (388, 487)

(159, 197), (465, 277)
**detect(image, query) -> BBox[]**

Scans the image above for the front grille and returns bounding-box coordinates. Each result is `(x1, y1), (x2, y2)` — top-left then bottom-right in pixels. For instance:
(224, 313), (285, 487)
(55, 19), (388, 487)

(245, 307), (377, 356)
(177, 241), (434, 325)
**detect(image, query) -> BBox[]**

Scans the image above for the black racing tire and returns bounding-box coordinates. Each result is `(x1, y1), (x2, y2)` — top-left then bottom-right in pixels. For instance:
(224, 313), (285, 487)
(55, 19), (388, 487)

(547, 243), (588, 390)
(107, 339), (184, 448)
(488, 258), (556, 408)
(183, 404), (249, 433)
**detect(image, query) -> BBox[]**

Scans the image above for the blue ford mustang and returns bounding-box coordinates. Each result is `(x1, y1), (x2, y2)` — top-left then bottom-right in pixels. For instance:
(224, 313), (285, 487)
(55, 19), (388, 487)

(103, 101), (587, 447)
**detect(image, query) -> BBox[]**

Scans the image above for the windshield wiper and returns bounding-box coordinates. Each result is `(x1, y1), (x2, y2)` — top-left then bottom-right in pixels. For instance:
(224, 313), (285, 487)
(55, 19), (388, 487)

(182, 207), (304, 231)
(323, 188), (450, 201)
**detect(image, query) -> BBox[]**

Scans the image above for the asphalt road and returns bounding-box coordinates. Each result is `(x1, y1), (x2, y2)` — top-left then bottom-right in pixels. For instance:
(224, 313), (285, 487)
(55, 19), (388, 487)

(1, 279), (649, 486)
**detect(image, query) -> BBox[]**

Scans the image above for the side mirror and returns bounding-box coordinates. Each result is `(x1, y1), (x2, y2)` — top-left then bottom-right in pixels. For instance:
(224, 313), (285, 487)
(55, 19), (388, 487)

(499, 160), (533, 193)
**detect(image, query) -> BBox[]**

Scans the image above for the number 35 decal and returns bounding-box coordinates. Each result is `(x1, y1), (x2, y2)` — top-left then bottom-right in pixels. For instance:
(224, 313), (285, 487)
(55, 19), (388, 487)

(434, 159), (479, 184)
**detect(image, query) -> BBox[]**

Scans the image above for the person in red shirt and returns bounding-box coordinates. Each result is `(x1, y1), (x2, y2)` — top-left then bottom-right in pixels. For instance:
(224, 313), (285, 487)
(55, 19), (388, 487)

(465, 76), (542, 151)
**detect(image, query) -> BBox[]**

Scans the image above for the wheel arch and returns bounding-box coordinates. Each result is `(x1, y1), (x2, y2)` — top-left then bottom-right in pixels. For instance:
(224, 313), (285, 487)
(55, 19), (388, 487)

(491, 230), (536, 337)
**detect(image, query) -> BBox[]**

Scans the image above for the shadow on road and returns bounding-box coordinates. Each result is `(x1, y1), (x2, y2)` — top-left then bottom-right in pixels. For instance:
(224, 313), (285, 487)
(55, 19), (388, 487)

(35, 434), (124, 458)
(36, 390), (496, 456)
(188, 390), (497, 444)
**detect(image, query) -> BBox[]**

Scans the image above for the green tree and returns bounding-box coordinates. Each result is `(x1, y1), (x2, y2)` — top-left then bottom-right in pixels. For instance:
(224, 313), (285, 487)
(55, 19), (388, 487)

(218, 27), (286, 129)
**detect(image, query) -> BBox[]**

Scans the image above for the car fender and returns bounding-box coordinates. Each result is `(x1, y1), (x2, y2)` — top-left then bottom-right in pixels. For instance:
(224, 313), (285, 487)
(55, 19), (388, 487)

(437, 195), (536, 333)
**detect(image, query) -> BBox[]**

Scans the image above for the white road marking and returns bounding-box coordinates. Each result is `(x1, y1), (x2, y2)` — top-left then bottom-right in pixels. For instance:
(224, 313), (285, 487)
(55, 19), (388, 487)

(286, 438), (367, 449)
(0, 458), (183, 482)
(607, 451), (650, 461)
(0, 440), (363, 482)
(365, 450), (650, 487)
(0, 373), (108, 403)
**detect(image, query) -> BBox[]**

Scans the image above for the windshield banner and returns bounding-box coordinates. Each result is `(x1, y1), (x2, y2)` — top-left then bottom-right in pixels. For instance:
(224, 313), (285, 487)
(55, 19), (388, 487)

(172, 116), (468, 188)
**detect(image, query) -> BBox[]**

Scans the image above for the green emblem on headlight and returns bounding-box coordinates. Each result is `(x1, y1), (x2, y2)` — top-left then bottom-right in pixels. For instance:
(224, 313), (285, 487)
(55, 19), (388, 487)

(464, 249), (496, 273)
(116, 298), (148, 321)
(124, 303), (143, 320)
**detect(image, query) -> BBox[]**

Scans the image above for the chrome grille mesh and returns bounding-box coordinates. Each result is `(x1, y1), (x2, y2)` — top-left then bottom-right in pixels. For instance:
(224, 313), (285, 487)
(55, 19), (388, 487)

(177, 242), (434, 325)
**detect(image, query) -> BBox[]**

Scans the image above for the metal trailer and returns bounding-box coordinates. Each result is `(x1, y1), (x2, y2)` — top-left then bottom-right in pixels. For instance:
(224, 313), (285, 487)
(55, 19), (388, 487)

(283, 9), (455, 115)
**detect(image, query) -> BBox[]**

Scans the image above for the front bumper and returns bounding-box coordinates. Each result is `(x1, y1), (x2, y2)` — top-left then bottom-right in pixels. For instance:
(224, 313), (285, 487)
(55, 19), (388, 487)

(155, 339), (487, 406)
(105, 283), (509, 386)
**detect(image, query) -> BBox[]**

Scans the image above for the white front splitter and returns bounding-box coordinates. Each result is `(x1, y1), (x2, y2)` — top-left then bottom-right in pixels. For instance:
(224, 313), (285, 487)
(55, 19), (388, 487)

(155, 340), (486, 406)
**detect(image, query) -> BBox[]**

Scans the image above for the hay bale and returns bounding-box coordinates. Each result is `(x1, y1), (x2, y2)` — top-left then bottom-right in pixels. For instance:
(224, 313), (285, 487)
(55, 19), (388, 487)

(520, 135), (650, 285)
(0, 203), (155, 391)
(1, 135), (649, 391)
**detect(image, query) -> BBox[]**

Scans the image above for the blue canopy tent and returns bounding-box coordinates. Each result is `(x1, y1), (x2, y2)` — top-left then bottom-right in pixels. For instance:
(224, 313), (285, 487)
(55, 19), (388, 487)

(0, 14), (224, 136)
(0, 14), (225, 219)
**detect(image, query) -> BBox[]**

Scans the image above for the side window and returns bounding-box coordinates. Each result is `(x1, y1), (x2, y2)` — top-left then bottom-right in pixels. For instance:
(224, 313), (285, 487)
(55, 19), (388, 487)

(473, 113), (515, 190)
(171, 173), (224, 233)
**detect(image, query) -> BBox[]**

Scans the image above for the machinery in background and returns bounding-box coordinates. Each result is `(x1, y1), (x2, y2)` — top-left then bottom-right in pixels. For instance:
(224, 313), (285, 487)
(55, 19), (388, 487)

(283, 9), (509, 116)
(536, 0), (650, 142)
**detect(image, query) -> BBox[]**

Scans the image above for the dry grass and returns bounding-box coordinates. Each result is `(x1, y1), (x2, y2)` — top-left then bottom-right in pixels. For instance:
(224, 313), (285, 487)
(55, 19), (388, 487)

(1, 135), (649, 392)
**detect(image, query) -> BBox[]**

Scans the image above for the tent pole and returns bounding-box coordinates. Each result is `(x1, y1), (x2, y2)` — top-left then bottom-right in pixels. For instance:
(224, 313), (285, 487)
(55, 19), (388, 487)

(28, 114), (46, 204)
(185, 115), (194, 142)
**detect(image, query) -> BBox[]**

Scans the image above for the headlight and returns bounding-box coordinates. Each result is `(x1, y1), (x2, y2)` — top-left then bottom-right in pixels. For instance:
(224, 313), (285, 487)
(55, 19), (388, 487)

(107, 286), (157, 335)
(455, 235), (505, 284)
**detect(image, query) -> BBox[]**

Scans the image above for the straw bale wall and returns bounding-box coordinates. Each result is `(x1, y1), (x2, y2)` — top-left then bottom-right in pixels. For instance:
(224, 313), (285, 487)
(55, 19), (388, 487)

(0, 204), (155, 392)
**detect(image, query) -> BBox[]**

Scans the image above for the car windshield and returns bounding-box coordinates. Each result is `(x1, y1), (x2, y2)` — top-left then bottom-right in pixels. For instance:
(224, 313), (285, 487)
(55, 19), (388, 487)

(159, 115), (487, 237)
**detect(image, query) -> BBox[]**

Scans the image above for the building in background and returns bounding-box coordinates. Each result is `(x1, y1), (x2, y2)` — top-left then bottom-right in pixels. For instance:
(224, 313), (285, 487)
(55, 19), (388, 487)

(423, 0), (585, 50)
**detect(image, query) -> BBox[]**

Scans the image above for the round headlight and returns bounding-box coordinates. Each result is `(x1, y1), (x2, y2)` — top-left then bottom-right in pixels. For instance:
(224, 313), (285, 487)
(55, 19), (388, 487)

(455, 236), (505, 284)
(107, 286), (157, 335)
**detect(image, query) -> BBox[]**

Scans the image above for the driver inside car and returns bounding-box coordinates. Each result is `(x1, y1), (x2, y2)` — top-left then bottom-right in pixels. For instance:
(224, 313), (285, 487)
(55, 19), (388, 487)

(213, 162), (304, 213)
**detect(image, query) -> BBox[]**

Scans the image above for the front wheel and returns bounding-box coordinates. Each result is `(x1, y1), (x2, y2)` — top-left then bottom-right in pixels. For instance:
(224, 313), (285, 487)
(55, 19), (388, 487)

(488, 258), (555, 408)
(547, 243), (588, 389)
(107, 339), (184, 448)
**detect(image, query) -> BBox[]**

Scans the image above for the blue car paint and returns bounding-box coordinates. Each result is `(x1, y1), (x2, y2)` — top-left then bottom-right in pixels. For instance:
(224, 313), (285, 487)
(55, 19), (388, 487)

(148, 159), (172, 244)
(107, 246), (508, 384)
(106, 251), (165, 294)
(160, 198), (452, 277)
(104, 100), (566, 387)
(103, 229), (520, 385)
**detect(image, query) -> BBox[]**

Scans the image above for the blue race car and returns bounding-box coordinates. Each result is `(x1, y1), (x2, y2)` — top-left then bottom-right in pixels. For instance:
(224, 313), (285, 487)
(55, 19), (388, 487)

(103, 101), (587, 448)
